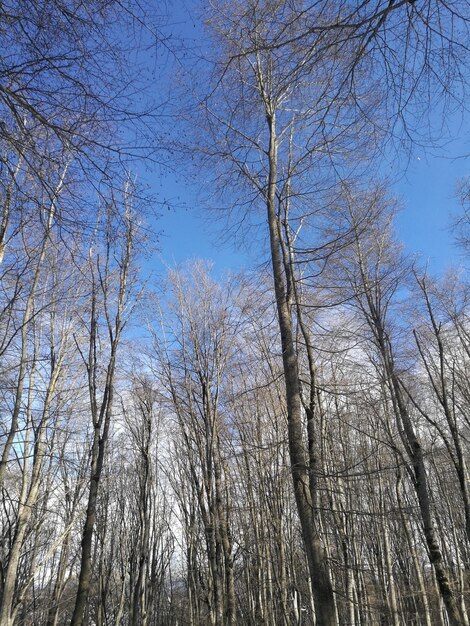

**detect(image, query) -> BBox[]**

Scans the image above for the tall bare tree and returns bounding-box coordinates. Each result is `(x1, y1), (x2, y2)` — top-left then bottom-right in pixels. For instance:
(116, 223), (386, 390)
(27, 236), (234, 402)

(70, 185), (138, 626)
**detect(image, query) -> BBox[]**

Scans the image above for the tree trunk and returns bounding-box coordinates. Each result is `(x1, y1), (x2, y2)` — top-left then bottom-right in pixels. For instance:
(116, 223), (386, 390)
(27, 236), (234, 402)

(265, 111), (336, 625)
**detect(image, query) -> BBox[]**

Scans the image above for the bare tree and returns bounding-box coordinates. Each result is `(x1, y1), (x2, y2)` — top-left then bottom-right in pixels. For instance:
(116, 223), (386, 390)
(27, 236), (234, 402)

(70, 184), (139, 626)
(155, 263), (240, 626)
(331, 184), (466, 624)
(0, 0), (163, 259)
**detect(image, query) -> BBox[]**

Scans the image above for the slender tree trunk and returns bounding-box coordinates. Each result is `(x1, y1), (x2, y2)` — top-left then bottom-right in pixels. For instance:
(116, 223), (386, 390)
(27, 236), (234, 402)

(0, 160), (67, 487)
(46, 531), (72, 626)
(70, 192), (133, 626)
(390, 373), (464, 625)
(395, 470), (433, 626)
(70, 414), (110, 626)
(383, 521), (400, 626)
(0, 315), (66, 625)
(0, 151), (23, 266)
(265, 112), (336, 625)
(348, 227), (465, 626)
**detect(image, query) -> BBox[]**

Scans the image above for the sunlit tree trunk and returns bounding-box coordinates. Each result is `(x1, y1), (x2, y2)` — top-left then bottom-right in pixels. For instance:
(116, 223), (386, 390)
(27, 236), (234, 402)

(265, 112), (336, 625)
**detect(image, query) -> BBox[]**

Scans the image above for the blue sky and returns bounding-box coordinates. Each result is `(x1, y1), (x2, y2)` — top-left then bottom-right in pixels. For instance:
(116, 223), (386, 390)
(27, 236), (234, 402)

(395, 138), (469, 273)
(148, 1), (469, 278)
(152, 129), (469, 280)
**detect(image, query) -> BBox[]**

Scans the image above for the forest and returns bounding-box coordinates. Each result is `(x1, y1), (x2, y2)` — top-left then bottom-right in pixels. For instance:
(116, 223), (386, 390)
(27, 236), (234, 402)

(1, 0), (470, 624)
